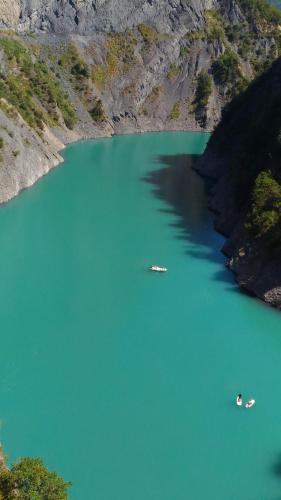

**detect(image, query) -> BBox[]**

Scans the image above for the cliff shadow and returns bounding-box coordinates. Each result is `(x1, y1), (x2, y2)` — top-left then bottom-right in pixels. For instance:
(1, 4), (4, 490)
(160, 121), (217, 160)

(142, 154), (238, 290)
(270, 453), (281, 500)
(272, 453), (281, 476)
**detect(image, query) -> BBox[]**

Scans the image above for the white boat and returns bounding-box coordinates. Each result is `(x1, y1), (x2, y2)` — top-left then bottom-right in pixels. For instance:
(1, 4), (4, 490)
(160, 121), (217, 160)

(236, 394), (243, 406)
(245, 399), (255, 409)
(149, 265), (167, 273)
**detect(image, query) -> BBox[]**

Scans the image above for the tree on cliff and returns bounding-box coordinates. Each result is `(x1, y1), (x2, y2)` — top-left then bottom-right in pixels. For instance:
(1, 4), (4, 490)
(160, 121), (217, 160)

(0, 457), (71, 499)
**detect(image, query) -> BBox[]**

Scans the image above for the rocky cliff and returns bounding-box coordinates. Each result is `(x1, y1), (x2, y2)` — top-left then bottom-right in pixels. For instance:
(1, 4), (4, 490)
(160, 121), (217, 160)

(6, 0), (215, 34)
(198, 56), (281, 308)
(0, 0), (280, 202)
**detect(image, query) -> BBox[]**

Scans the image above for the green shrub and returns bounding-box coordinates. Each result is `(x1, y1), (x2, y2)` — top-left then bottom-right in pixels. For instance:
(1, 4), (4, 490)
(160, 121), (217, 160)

(168, 102), (181, 120)
(138, 24), (159, 47)
(106, 32), (137, 76)
(90, 98), (105, 122)
(225, 24), (242, 43)
(0, 99), (17, 120)
(0, 74), (45, 129)
(30, 61), (76, 129)
(0, 138), (4, 149)
(71, 62), (89, 78)
(59, 44), (86, 72)
(59, 44), (90, 97)
(0, 38), (32, 71)
(184, 30), (206, 42)
(205, 10), (227, 44)
(91, 64), (107, 88)
(238, 0), (281, 25)
(212, 49), (249, 96)
(180, 46), (190, 58)
(195, 71), (212, 108)
(150, 86), (162, 100)
(246, 171), (281, 243)
(167, 63), (181, 80)
(213, 50), (240, 85)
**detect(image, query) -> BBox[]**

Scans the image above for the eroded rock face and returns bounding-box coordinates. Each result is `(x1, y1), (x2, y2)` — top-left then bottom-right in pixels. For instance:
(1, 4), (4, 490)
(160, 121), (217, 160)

(15, 0), (217, 34)
(0, 106), (64, 203)
(0, 0), (21, 28)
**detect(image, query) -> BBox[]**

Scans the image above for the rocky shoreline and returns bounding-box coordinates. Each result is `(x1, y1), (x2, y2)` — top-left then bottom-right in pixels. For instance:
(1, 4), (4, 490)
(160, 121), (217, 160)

(0, 109), (211, 204)
(196, 148), (281, 310)
(3, 106), (281, 311)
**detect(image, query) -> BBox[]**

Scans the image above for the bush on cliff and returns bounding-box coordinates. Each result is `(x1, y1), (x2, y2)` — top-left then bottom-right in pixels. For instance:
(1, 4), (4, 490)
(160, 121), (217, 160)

(246, 171), (281, 245)
(90, 98), (106, 122)
(238, 0), (281, 25)
(195, 71), (212, 108)
(213, 50), (240, 85)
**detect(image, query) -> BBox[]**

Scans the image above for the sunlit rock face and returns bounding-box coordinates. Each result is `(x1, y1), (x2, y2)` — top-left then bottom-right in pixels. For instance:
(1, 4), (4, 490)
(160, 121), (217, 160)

(6, 0), (219, 34)
(0, 0), (21, 28)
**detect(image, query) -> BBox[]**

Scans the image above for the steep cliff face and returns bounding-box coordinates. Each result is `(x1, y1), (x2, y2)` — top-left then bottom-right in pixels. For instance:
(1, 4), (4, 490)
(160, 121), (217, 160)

(0, 0), (21, 29)
(199, 57), (281, 308)
(0, 0), (281, 203)
(5, 0), (215, 34)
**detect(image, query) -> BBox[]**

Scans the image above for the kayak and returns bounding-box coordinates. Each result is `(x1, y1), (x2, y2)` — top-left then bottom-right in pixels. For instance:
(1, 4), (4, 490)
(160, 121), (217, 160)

(236, 396), (243, 406)
(245, 399), (255, 409)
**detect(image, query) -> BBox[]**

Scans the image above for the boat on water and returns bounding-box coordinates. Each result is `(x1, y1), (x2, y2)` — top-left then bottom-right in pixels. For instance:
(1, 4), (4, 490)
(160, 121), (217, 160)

(245, 399), (255, 409)
(236, 394), (243, 406)
(149, 265), (167, 273)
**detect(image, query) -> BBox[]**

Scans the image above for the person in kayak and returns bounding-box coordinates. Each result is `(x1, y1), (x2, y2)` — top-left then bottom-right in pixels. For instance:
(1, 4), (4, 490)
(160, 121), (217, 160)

(236, 393), (243, 406)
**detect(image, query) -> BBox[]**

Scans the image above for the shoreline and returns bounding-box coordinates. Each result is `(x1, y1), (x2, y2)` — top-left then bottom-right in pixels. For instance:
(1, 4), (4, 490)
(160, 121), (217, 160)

(6, 125), (272, 310)
(2, 125), (210, 206)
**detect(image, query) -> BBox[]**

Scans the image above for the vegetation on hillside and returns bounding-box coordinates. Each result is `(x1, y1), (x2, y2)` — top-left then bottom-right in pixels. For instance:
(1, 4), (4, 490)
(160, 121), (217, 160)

(0, 37), (76, 130)
(195, 71), (212, 109)
(167, 63), (181, 81)
(0, 0), (281, 136)
(106, 32), (137, 76)
(58, 43), (91, 99)
(246, 171), (281, 245)
(168, 102), (181, 120)
(0, 457), (71, 499)
(90, 98), (106, 122)
(213, 49), (249, 96)
(91, 64), (107, 89)
(237, 0), (281, 25)
(91, 31), (137, 88)
(138, 24), (159, 49)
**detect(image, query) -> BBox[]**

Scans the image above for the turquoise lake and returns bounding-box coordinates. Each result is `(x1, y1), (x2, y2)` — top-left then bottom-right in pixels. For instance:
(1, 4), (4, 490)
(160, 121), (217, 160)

(1, 132), (281, 499)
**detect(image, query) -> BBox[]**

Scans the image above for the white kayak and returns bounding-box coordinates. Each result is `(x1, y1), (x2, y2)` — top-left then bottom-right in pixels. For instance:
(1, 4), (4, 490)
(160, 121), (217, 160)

(245, 399), (255, 409)
(236, 395), (243, 406)
(149, 266), (167, 272)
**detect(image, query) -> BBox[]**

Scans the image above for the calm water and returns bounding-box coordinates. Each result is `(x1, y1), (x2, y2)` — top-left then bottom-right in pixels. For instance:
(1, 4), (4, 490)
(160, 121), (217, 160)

(1, 132), (281, 499)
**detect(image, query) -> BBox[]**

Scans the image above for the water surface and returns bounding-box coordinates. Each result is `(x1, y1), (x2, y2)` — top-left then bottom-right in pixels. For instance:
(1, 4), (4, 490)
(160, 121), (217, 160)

(0, 132), (281, 499)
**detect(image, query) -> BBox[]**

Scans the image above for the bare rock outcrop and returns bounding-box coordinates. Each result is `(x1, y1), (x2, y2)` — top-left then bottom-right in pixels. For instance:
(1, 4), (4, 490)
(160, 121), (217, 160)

(16, 0), (217, 34)
(0, 0), (20, 29)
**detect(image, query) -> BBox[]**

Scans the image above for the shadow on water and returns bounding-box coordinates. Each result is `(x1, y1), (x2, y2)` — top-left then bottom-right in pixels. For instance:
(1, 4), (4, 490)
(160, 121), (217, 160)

(271, 454), (281, 500)
(272, 454), (281, 476)
(142, 154), (239, 291)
